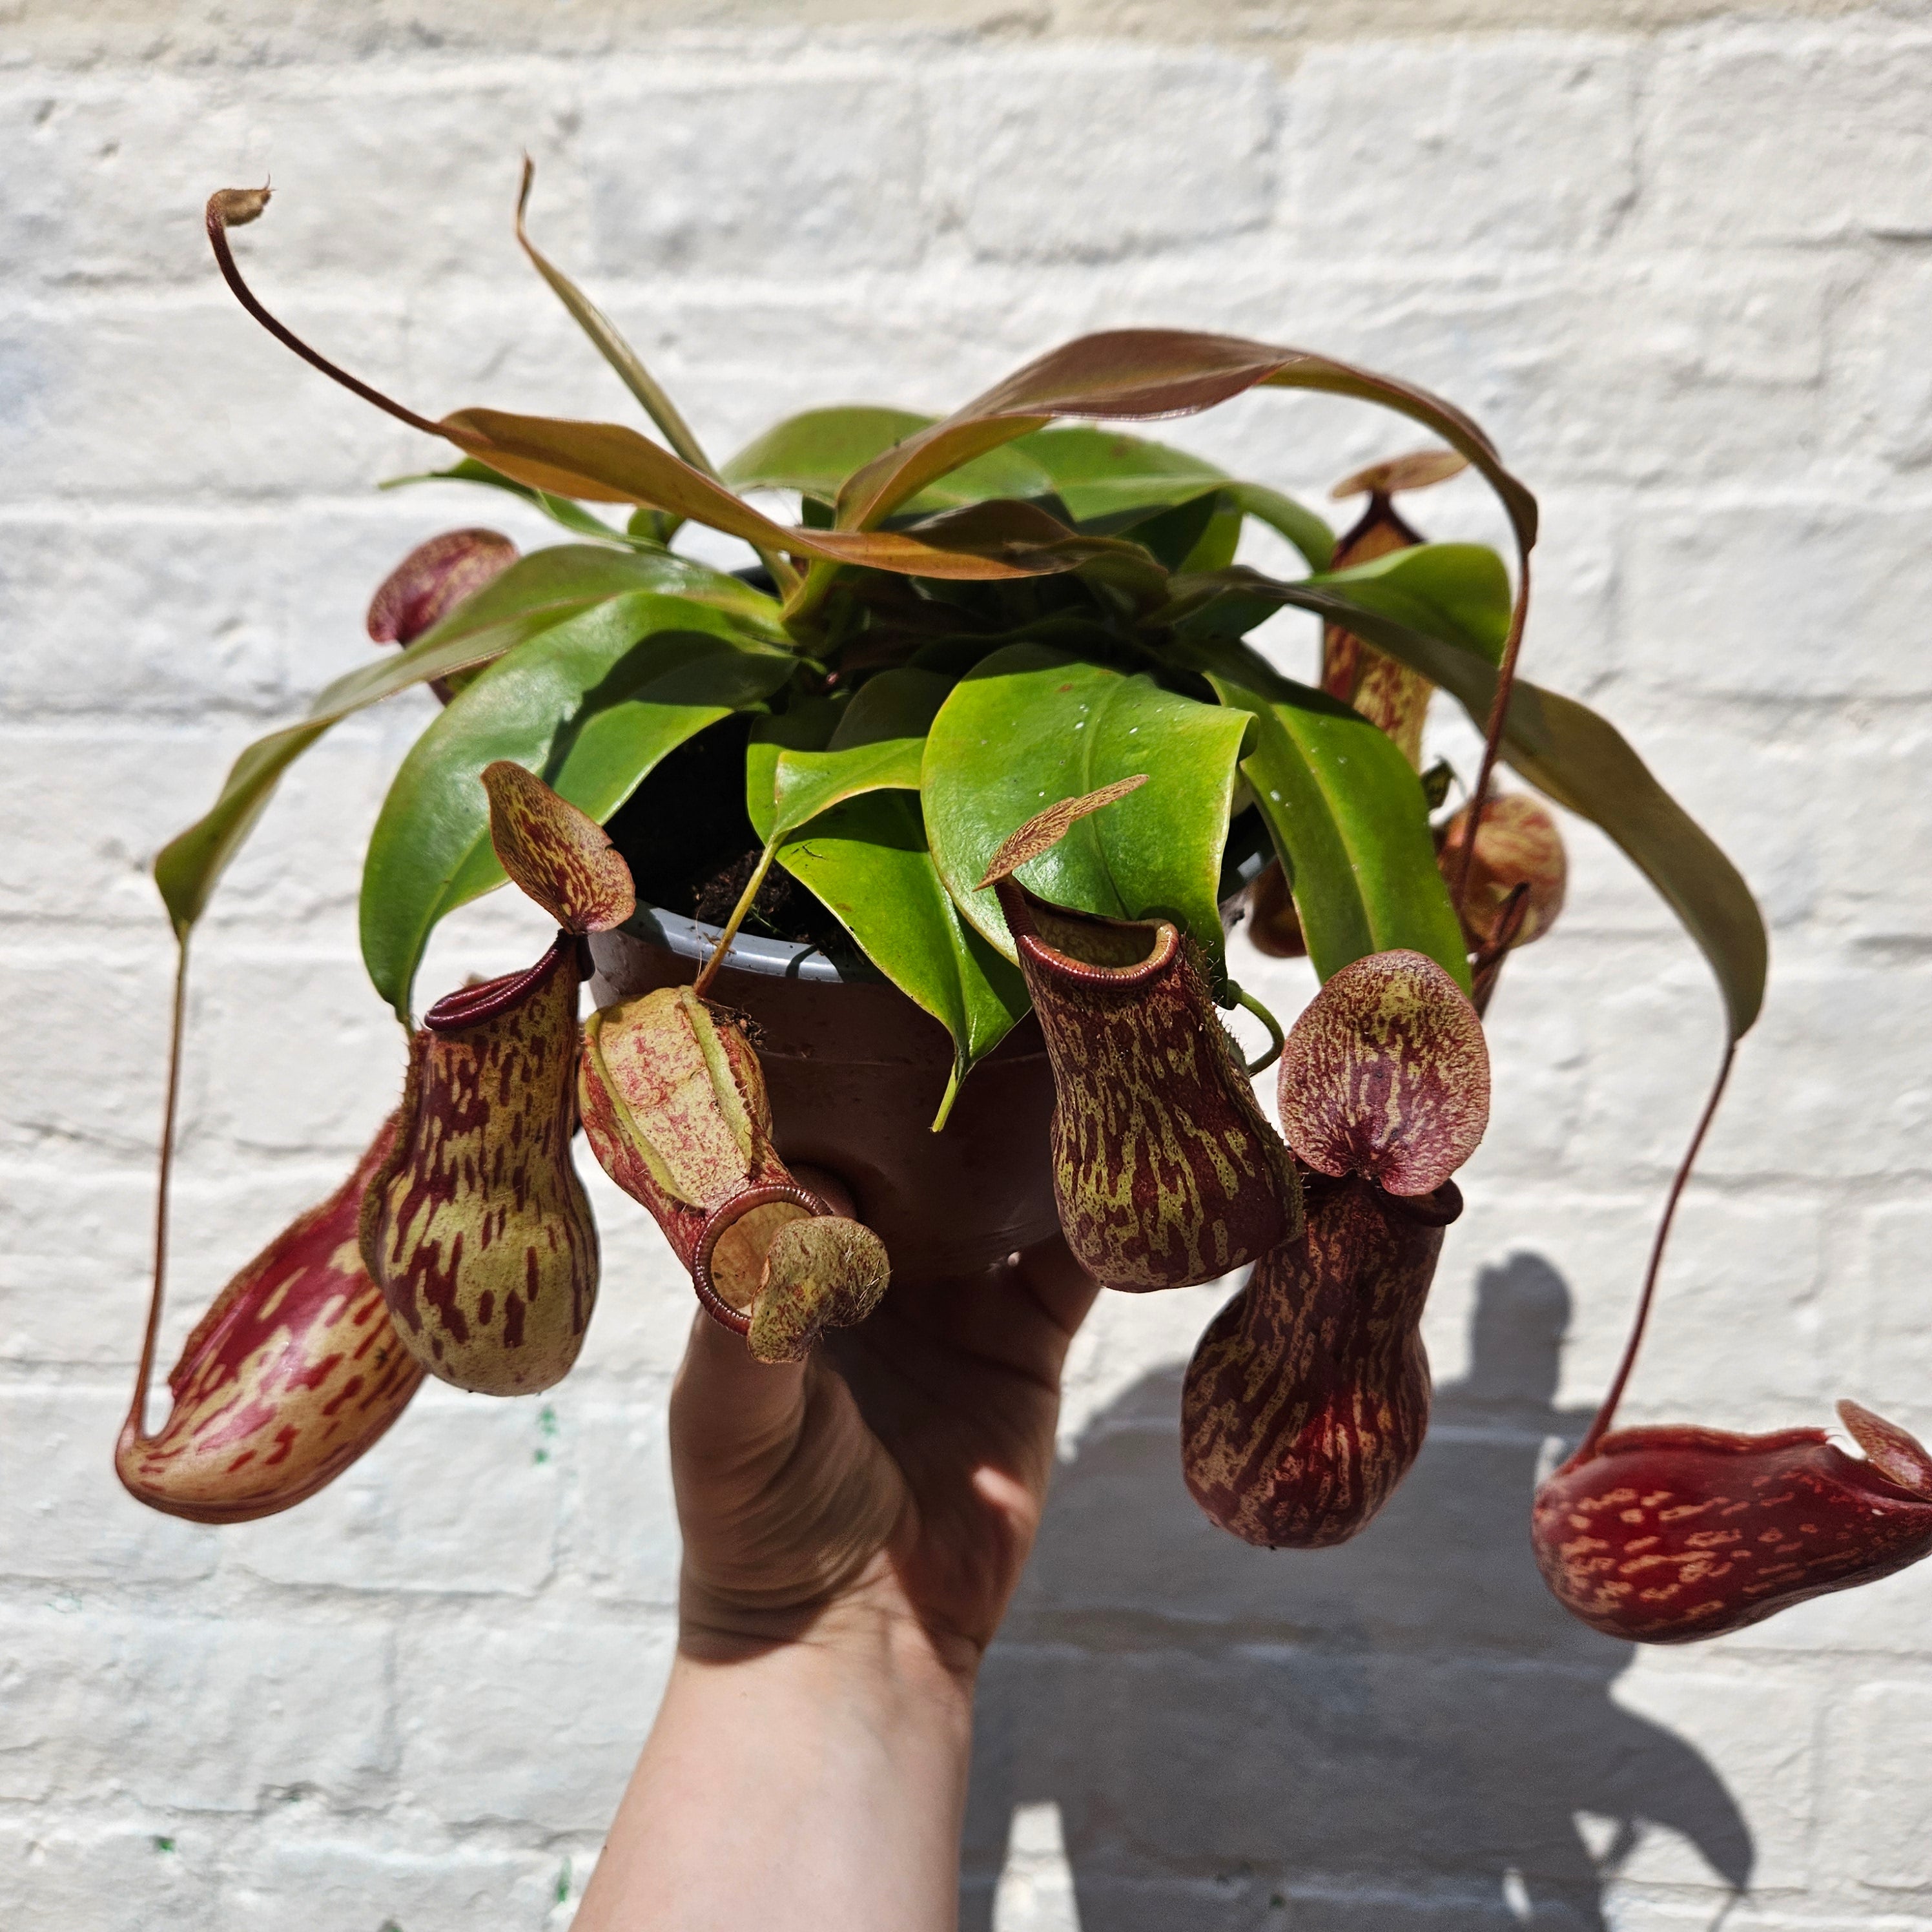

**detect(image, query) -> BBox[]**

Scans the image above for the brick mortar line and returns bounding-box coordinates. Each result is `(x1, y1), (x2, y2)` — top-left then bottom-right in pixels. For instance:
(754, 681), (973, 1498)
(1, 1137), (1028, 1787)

(9, 239), (1932, 313)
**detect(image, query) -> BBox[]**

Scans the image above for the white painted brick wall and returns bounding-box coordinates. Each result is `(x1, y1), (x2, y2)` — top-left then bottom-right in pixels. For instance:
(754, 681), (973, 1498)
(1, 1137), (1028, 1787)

(5, 5), (1932, 1927)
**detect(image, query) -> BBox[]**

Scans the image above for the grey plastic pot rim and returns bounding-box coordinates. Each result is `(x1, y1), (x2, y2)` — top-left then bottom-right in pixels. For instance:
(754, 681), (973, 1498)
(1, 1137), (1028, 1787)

(619, 852), (1267, 988)
(613, 903), (875, 985)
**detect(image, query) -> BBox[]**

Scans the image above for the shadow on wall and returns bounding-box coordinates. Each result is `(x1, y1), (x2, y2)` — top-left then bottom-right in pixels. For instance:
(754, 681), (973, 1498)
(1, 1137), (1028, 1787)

(964, 1255), (1754, 1932)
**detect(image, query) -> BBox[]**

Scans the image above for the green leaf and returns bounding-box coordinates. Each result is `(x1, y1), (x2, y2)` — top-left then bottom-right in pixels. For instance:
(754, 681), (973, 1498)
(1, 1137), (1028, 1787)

(154, 717), (335, 941)
(1195, 651), (1471, 992)
(727, 407), (929, 501)
(1182, 497), (1245, 575)
(1100, 494), (1228, 573)
(768, 669), (953, 839)
(1224, 482), (1335, 572)
(1172, 577), (1767, 1040)
(746, 698), (843, 842)
(1499, 686), (1767, 1040)
(1011, 425), (1228, 522)
(726, 407), (1053, 515)
(774, 791), (1030, 1127)
(1306, 542), (1513, 664)
(360, 595), (796, 1020)
(418, 542), (785, 639)
(152, 545), (767, 941)
(921, 643), (1253, 975)
(742, 681), (1028, 1118)
(1013, 427), (1330, 569)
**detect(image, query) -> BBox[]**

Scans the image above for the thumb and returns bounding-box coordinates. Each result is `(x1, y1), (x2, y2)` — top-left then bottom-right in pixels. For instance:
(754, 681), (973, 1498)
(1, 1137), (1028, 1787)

(667, 1305), (810, 1486)
(668, 1162), (874, 1474)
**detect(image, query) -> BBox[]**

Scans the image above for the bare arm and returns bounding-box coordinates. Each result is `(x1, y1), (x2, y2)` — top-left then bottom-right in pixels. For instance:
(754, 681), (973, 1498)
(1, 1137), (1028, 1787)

(575, 1238), (1100, 1932)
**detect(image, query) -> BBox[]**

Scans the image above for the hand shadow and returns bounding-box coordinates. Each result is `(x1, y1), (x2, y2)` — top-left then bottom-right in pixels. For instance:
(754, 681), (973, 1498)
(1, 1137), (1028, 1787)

(964, 1254), (1754, 1931)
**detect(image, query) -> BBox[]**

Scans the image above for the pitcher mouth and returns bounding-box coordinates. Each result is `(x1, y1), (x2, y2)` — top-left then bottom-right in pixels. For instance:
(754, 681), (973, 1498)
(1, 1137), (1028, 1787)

(1384, 1177), (1464, 1228)
(690, 1183), (830, 1333)
(1300, 1170), (1465, 1228)
(996, 875), (1184, 991)
(425, 930), (578, 1031)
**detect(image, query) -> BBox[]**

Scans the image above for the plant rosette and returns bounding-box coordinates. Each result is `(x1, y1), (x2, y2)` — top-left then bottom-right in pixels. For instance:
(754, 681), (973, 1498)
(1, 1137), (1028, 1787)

(118, 169), (1926, 1647)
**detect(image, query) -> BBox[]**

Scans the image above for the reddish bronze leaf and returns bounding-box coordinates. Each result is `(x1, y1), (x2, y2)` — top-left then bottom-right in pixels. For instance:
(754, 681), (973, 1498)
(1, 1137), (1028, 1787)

(1182, 1174), (1459, 1548)
(1532, 1412), (1932, 1643)
(836, 331), (1536, 558)
(366, 529), (518, 648)
(437, 407), (1105, 584)
(580, 985), (888, 1352)
(360, 932), (598, 1395)
(1276, 949), (1490, 1197)
(997, 878), (1300, 1289)
(481, 761), (635, 935)
(1437, 790), (1567, 950)
(116, 1113), (424, 1523)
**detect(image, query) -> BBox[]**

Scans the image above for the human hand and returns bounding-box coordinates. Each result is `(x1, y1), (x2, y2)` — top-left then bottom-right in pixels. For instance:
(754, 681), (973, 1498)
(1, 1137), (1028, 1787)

(575, 1233), (1099, 1931)
(668, 1233), (1100, 1675)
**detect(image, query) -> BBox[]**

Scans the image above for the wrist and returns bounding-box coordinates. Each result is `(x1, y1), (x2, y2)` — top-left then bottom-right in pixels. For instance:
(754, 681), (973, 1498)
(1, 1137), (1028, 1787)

(584, 1575), (978, 1931)
(678, 1565), (986, 1693)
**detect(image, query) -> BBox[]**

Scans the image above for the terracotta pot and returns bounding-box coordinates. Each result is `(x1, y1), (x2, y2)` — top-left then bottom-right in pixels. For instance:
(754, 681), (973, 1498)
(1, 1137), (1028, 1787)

(588, 907), (1058, 1282)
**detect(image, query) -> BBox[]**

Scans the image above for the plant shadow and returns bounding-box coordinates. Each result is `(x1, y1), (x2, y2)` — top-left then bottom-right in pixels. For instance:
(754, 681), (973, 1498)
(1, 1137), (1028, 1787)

(963, 1254), (1754, 1931)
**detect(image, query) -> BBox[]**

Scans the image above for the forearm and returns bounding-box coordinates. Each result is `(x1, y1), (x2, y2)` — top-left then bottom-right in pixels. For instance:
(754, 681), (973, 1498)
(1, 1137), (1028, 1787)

(575, 1607), (978, 1932)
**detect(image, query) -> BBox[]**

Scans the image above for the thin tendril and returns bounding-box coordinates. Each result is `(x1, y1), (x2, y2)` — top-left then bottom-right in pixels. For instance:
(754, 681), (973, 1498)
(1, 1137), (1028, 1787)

(1576, 1041), (1738, 1461)
(205, 192), (443, 438)
(127, 943), (190, 1444)
(1452, 555), (1533, 925)
(1469, 881), (1531, 1019)
(1229, 981), (1286, 1076)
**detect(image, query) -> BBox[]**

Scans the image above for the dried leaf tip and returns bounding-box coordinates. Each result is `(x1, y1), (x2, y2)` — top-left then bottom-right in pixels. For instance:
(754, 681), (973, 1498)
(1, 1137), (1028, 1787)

(209, 185), (272, 229)
(481, 761), (635, 935)
(977, 774), (1149, 890)
(1330, 449), (1468, 500)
